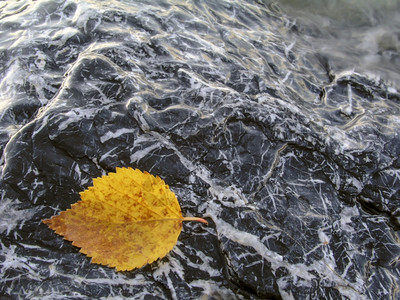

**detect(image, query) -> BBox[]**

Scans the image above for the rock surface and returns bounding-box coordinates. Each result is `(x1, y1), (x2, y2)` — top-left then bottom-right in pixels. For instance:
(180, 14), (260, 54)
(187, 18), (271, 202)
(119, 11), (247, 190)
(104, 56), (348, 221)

(1, 1), (400, 299)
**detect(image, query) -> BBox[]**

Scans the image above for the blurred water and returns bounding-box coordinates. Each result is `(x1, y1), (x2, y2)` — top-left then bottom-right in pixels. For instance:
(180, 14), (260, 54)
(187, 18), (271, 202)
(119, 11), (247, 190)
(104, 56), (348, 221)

(278, 0), (400, 87)
(1, 1), (400, 299)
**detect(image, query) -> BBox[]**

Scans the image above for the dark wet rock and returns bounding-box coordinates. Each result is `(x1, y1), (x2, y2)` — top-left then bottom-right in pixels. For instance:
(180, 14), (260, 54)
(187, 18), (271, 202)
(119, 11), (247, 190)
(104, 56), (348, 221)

(1, 1), (400, 299)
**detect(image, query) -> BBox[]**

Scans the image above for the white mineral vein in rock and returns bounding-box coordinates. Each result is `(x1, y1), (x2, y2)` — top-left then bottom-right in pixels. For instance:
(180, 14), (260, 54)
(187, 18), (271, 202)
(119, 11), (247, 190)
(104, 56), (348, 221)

(211, 212), (368, 299)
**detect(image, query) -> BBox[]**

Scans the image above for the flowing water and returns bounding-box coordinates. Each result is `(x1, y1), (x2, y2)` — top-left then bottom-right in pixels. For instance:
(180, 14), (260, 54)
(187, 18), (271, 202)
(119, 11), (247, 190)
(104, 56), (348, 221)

(0, 1), (400, 299)
(279, 0), (400, 87)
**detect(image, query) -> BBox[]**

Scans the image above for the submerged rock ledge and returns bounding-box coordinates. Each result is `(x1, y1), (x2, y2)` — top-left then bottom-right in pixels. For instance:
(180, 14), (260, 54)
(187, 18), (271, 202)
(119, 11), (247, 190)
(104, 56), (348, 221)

(1, 1), (399, 299)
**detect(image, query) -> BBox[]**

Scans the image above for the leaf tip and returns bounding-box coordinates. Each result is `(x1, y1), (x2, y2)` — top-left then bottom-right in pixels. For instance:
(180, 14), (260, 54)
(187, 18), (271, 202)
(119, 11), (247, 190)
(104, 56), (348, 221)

(42, 218), (51, 225)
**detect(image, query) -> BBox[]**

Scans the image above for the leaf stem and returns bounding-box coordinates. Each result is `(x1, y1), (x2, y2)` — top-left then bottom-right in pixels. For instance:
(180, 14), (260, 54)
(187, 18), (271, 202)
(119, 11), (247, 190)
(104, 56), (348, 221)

(181, 217), (208, 225)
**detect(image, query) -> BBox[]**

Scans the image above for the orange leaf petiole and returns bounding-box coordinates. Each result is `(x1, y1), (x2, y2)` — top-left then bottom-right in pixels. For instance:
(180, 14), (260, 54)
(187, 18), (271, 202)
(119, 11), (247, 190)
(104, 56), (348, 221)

(181, 217), (208, 225)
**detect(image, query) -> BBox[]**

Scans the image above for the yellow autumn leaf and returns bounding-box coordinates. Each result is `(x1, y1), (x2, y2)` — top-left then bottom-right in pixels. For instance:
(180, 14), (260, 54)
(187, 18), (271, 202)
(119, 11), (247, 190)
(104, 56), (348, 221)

(42, 167), (207, 271)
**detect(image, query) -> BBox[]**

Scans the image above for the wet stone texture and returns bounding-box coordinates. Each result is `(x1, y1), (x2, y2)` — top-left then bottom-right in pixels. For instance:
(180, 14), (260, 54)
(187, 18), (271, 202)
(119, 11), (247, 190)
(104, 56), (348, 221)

(1, 1), (400, 299)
